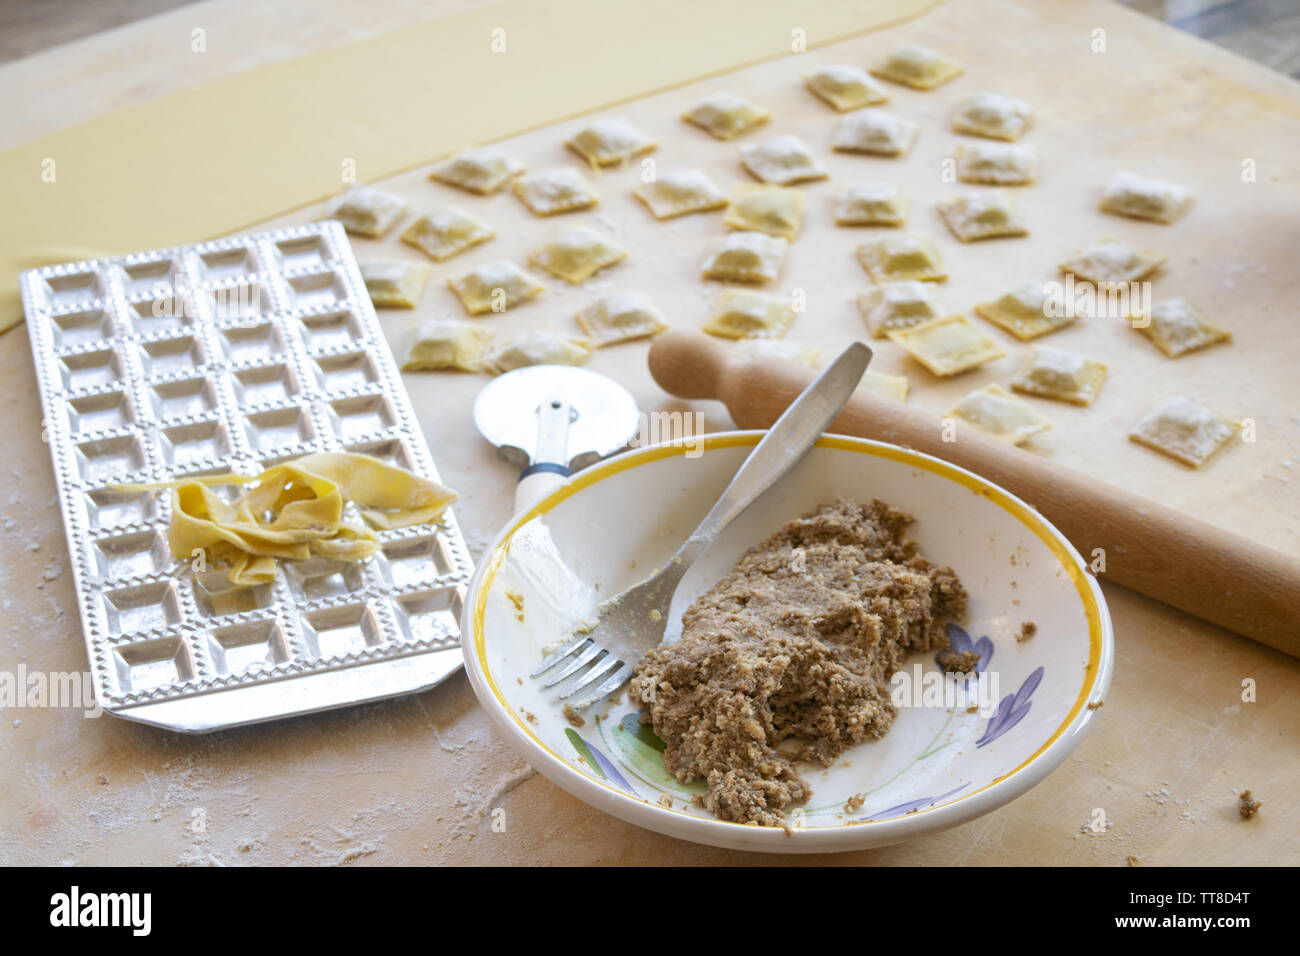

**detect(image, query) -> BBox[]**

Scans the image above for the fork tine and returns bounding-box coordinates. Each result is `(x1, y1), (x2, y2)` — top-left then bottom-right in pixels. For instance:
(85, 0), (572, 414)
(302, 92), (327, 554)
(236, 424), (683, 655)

(569, 662), (636, 710)
(529, 633), (591, 678)
(559, 653), (625, 700)
(541, 642), (606, 689)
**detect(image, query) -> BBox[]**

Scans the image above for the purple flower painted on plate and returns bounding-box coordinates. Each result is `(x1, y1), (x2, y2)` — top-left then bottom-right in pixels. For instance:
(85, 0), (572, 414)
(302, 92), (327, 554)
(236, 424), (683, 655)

(565, 727), (636, 794)
(976, 665), (1044, 748)
(937, 622), (994, 673)
(867, 783), (970, 820)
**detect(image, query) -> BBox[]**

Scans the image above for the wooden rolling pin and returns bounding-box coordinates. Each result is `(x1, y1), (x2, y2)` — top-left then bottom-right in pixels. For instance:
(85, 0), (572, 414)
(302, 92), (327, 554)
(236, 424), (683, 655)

(648, 329), (1300, 658)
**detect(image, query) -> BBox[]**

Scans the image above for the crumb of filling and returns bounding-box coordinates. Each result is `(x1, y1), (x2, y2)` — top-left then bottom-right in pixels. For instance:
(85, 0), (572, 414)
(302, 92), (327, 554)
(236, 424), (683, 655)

(1238, 790), (1261, 819)
(629, 498), (967, 828)
(937, 648), (980, 673)
(562, 703), (585, 728)
(1017, 620), (1037, 642)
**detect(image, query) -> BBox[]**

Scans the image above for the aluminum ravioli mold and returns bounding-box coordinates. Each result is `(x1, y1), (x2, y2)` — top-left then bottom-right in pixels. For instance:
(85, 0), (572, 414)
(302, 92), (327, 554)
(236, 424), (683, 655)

(21, 221), (474, 732)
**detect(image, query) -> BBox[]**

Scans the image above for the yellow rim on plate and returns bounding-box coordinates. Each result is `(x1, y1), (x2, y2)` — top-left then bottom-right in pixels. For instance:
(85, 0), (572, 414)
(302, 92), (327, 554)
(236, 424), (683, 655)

(471, 433), (1106, 830)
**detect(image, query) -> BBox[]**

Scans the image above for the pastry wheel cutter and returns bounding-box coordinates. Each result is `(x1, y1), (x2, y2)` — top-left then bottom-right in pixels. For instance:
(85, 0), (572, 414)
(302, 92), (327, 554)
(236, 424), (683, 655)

(473, 366), (640, 513)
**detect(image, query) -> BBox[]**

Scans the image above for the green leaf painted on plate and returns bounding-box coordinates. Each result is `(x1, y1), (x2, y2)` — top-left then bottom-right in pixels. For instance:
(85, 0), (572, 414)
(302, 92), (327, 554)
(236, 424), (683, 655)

(619, 711), (666, 752)
(608, 714), (705, 795)
(565, 727), (606, 780)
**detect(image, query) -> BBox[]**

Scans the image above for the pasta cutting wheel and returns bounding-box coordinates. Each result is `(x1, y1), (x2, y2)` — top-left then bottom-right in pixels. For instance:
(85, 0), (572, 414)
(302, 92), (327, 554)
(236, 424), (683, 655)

(473, 366), (640, 512)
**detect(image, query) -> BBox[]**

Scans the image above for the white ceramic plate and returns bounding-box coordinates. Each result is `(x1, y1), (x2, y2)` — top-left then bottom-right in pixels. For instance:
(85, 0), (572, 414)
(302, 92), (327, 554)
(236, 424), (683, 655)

(461, 433), (1113, 853)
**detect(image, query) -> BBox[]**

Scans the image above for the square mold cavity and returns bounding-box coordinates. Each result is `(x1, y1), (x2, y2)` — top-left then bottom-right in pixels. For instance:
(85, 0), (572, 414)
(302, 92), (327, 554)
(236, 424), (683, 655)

(119, 258), (178, 298)
(300, 603), (383, 658)
(313, 351), (378, 392)
(102, 580), (183, 636)
(206, 619), (289, 676)
(377, 535), (454, 588)
(112, 636), (194, 693)
(392, 587), (463, 645)
(84, 486), (157, 531)
(160, 419), (232, 467)
(199, 246), (255, 281)
(74, 434), (148, 481)
(92, 530), (170, 579)
(287, 271), (347, 310)
(192, 570), (274, 617)
(129, 293), (194, 336)
(284, 557), (367, 602)
(220, 321), (284, 363)
(296, 310), (363, 350)
(344, 439), (413, 472)
(328, 394), (395, 441)
(41, 270), (103, 309)
(209, 280), (272, 320)
(138, 335), (204, 376)
(275, 235), (329, 271)
(67, 390), (133, 436)
(59, 348), (124, 391)
(231, 363), (298, 406)
(244, 406), (312, 451)
(150, 376), (217, 419)
(49, 306), (114, 348)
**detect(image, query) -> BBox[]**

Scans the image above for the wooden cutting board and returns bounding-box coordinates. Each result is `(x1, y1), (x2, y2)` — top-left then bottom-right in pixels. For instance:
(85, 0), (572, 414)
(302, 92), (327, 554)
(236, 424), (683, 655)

(0, 0), (1296, 866)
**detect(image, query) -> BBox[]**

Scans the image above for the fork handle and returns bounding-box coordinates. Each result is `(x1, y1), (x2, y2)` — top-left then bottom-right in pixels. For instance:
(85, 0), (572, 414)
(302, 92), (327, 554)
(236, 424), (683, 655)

(648, 328), (1300, 658)
(672, 340), (872, 568)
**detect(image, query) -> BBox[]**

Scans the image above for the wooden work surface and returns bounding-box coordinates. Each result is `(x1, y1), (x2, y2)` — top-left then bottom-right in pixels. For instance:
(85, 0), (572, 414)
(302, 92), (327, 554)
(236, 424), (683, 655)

(1, 0), (1297, 865)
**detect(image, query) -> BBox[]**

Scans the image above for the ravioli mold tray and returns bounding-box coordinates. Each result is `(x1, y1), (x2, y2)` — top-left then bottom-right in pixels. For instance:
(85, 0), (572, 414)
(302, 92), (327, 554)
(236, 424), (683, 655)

(21, 221), (473, 732)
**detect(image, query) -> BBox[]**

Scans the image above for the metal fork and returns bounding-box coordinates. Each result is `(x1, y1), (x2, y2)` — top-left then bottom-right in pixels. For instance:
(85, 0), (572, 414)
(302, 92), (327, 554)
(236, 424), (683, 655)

(531, 341), (873, 708)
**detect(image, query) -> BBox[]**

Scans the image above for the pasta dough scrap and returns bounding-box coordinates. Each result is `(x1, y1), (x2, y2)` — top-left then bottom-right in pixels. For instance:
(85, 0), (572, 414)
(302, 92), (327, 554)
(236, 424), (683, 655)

(1009, 345), (1108, 405)
(429, 147), (525, 195)
(886, 314), (1005, 376)
(804, 65), (889, 111)
(575, 291), (668, 346)
(682, 92), (771, 140)
(703, 289), (795, 339)
(488, 330), (591, 373)
(856, 234), (947, 282)
(950, 384), (1051, 445)
(400, 207), (494, 262)
(723, 184), (806, 240)
(1132, 298), (1231, 358)
(937, 191), (1029, 242)
(1130, 396), (1239, 467)
(152, 452), (457, 586)
(859, 370), (910, 402)
(511, 168), (600, 216)
(1100, 171), (1192, 224)
(856, 280), (945, 337)
(329, 186), (408, 238)
(448, 260), (544, 315)
(359, 259), (430, 309)
(974, 281), (1077, 340)
(528, 226), (627, 284)
(566, 117), (658, 168)
(1059, 240), (1165, 285)
(955, 142), (1038, 185)
(951, 92), (1033, 141)
(702, 231), (789, 284)
(739, 135), (829, 185)
(735, 339), (820, 368)
(633, 169), (728, 219)
(831, 109), (918, 157)
(833, 183), (907, 226)
(870, 43), (963, 90)
(402, 318), (494, 372)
